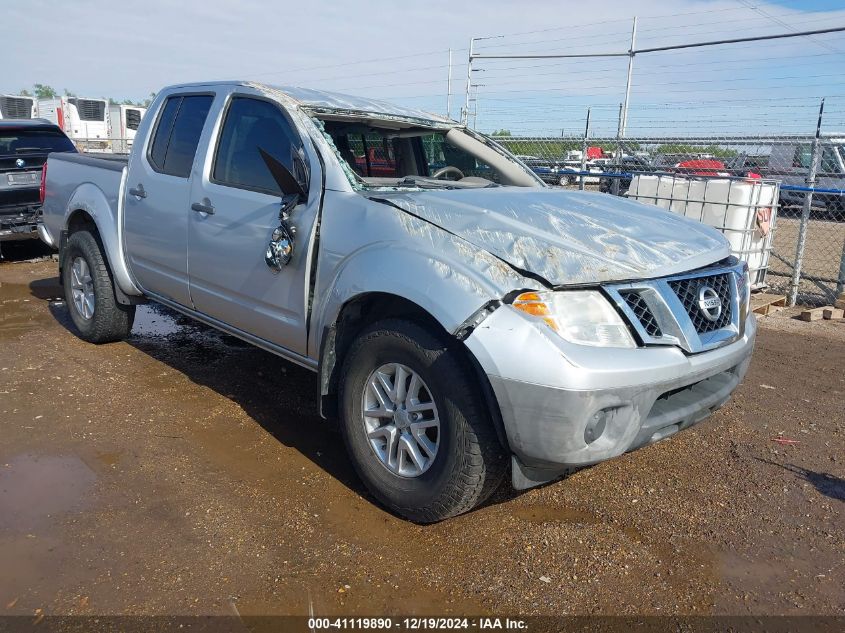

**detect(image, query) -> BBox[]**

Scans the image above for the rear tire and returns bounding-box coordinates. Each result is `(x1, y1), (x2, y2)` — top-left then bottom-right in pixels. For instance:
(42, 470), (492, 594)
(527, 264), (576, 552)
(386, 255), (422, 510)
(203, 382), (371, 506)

(62, 230), (135, 343)
(339, 318), (507, 523)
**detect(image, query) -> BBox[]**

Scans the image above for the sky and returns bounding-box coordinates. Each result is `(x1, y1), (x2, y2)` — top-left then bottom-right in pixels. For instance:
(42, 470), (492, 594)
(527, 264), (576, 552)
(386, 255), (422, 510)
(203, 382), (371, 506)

(6, 0), (845, 136)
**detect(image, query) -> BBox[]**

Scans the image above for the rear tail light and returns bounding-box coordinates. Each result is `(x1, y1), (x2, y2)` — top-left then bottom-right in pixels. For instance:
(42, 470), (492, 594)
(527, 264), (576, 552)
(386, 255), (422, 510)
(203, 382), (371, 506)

(39, 162), (47, 204)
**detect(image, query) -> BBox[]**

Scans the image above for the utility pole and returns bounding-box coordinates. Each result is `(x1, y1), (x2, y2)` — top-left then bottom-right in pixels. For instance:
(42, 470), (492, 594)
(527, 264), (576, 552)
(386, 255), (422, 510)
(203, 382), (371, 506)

(446, 48), (453, 119)
(619, 16), (637, 138)
(462, 38), (474, 125)
(470, 83), (483, 128)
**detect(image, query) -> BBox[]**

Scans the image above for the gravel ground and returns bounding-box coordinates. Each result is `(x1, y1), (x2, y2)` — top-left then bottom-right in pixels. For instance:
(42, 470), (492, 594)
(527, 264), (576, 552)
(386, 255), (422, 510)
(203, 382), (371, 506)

(0, 254), (843, 618)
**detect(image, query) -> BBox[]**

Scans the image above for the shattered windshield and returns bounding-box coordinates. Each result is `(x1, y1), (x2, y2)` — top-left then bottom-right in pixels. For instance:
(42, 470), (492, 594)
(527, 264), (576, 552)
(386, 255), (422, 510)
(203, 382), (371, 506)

(321, 121), (534, 189)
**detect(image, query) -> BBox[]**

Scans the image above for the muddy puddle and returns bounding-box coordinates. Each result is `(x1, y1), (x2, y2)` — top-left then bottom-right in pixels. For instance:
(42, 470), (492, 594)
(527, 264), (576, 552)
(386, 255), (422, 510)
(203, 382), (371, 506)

(0, 454), (99, 612)
(0, 279), (61, 341)
(131, 305), (183, 337)
(512, 505), (602, 525)
(0, 454), (97, 532)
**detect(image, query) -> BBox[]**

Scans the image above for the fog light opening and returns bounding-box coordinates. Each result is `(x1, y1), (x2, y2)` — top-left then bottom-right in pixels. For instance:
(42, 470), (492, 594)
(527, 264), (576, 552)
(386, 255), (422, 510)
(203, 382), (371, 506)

(584, 410), (610, 445)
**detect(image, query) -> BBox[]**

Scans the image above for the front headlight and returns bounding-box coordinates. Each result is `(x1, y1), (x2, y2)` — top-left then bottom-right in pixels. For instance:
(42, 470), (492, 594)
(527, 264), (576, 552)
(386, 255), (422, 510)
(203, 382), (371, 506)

(512, 290), (636, 348)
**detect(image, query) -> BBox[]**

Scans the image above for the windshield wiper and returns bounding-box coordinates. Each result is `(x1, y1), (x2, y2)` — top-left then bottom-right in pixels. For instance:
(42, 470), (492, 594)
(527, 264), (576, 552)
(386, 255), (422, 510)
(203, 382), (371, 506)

(14, 147), (47, 153)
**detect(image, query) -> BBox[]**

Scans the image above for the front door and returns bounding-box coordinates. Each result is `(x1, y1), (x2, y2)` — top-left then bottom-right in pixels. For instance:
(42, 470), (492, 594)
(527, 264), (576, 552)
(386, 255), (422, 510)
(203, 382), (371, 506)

(124, 93), (215, 306)
(187, 94), (320, 356)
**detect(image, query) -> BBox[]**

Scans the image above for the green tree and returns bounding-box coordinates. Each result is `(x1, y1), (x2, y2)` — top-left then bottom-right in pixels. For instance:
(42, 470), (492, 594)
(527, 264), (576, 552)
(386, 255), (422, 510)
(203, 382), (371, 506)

(32, 84), (57, 99)
(63, 88), (76, 97)
(142, 92), (156, 108)
(491, 129), (512, 137)
(19, 88), (31, 96)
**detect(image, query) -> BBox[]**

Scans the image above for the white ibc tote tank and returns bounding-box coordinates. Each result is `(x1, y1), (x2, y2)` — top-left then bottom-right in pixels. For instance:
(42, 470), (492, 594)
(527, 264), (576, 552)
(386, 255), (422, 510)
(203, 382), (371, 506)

(626, 175), (778, 289)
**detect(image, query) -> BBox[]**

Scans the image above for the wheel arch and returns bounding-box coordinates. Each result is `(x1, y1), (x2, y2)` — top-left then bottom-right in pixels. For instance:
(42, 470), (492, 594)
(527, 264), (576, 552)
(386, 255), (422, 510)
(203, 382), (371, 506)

(317, 291), (509, 451)
(60, 181), (144, 303)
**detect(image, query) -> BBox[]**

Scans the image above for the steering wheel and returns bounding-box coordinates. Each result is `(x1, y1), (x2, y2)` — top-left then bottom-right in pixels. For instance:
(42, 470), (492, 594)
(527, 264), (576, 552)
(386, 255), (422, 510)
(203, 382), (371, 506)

(431, 165), (465, 180)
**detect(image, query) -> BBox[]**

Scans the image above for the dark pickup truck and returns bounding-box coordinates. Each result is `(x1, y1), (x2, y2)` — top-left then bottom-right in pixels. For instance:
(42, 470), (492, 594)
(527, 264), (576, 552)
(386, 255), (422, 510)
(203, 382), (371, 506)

(0, 119), (76, 247)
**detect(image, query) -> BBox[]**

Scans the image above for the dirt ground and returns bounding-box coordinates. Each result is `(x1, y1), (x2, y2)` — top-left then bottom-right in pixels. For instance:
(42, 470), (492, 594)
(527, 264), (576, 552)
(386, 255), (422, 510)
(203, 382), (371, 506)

(768, 215), (845, 300)
(1, 247), (843, 618)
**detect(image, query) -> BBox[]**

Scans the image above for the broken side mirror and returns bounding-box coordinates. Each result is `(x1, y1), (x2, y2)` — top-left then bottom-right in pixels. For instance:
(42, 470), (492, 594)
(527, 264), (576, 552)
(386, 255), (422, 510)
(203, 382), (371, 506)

(259, 147), (309, 272)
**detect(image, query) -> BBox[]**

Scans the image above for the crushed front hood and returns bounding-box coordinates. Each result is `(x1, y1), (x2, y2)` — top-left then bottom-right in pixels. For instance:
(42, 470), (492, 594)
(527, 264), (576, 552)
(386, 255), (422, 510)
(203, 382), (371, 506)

(371, 187), (730, 286)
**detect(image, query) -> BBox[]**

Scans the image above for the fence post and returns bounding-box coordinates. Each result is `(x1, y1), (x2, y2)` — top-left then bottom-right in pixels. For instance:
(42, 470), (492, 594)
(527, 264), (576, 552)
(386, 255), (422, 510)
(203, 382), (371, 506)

(580, 108), (590, 191)
(788, 98), (825, 307)
(837, 229), (845, 297)
(611, 103), (623, 196)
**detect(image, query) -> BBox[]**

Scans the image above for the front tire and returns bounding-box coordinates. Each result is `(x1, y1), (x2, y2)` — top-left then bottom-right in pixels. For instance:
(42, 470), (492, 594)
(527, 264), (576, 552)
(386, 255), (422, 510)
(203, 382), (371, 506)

(339, 318), (507, 523)
(62, 230), (135, 343)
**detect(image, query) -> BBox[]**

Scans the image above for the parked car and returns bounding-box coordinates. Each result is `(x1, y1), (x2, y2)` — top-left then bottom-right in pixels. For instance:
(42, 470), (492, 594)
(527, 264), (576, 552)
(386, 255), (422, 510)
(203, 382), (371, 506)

(675, 158), (729, 177)
(0, 119), (76, 245)
(598, 155), (655, 193)
(39, 81), (755, 522)
(515, 156), (564, 184)
(38, 96), (111, 151)
(557, 160), (603, 186)
(725, 154), (769, 177)
(0, 94), (38, 120)
(769, 140), (845, 215)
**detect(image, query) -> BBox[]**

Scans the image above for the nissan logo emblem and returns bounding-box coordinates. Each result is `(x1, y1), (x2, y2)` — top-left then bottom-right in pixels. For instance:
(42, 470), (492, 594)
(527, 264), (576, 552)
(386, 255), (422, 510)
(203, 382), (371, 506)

(697, 286), (722, 322)
(15, 158), (25, 168)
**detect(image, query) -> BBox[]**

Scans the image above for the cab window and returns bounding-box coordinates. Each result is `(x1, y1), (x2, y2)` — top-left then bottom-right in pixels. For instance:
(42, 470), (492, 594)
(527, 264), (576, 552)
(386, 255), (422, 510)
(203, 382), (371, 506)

(148, 95), (213, 178)
(212, 97), (301, 195)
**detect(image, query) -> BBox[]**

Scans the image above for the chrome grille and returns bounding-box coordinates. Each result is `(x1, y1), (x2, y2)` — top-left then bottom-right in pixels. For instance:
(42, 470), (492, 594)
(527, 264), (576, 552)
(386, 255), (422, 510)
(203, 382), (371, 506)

(620, 291), (662, 337)
(669, 273), (732, 334)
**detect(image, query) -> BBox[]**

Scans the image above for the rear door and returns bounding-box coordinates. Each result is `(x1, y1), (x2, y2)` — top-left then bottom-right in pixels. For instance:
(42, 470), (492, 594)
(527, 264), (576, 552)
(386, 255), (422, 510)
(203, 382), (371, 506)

(124, 92), (215, 306)
(187, 92), (321, 356)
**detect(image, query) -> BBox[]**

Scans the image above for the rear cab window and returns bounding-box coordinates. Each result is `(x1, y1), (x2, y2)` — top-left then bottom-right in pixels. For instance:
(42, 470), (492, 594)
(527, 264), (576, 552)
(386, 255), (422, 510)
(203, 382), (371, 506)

(0, 127), (76, 156)
(148, 95), (214, 178)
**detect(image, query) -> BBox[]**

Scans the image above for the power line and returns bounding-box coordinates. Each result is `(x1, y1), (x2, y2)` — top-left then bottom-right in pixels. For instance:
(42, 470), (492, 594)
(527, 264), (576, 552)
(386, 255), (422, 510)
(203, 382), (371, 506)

(735, 0), (844, 54)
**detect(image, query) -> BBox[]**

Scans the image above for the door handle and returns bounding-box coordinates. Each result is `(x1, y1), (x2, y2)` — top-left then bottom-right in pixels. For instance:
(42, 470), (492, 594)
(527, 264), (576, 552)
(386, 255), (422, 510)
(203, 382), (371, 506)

(191, 198), (215, 215)
(128, 184), (146, 198)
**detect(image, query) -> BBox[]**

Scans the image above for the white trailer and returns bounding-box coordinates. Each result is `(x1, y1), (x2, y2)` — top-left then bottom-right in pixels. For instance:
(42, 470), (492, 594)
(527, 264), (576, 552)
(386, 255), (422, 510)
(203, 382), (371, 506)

(0, 94), (38, 119)
(37, 97), (110, 151)
(108, 104), (146, 153)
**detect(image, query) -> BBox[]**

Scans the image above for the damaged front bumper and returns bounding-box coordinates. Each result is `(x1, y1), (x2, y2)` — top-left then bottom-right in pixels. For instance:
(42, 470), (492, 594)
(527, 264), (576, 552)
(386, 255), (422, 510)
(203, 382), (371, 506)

(464, 304), (756, 489)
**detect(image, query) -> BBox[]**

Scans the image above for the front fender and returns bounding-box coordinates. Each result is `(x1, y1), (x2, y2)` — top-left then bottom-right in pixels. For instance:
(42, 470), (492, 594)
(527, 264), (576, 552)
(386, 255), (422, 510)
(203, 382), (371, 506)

(314, 242), (507, 346)
(309, 190), (538, 360)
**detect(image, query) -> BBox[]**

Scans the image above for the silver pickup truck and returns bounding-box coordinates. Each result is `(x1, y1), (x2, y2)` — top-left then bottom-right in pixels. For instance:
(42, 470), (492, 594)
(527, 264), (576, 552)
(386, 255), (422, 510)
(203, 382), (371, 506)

(39, 81), (756, 522)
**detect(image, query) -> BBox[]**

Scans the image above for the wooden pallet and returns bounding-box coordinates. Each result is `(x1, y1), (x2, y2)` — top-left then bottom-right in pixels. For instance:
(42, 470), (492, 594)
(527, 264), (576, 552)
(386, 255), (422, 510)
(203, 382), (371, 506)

(751, 293), (786, 316)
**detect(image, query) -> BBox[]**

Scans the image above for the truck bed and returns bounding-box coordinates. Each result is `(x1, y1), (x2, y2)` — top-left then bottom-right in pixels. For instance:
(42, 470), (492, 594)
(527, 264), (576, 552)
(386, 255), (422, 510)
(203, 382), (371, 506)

(40, 151), (128, 255)
(51, 152), (128, 171)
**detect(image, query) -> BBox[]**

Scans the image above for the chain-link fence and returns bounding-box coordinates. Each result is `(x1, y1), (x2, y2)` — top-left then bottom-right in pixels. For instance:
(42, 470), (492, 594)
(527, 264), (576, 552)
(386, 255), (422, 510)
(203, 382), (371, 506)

(72, 128), (845, 306)
(73, 137), (136, 154)
(493, 133), (845, 306)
